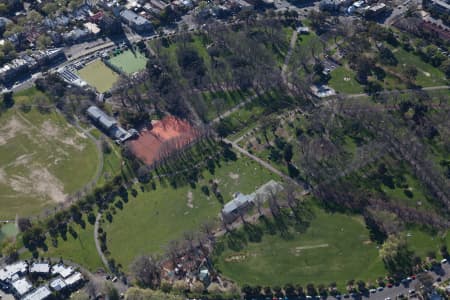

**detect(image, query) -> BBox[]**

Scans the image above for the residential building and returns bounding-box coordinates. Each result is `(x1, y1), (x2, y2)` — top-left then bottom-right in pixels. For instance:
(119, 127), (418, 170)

(11, 278), (32, 298)
(222, 180), (283, 222)
(430, 0), (450, 12)
(22, 286), (52, 300)
(29, 263), (51, 275)
(120, 9), (153, 33)
(51, 264), (74, 279)
(49, 277), (67, 292)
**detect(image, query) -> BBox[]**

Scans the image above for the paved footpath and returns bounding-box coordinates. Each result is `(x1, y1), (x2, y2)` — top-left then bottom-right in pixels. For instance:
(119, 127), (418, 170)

(94, 213), (110, 272)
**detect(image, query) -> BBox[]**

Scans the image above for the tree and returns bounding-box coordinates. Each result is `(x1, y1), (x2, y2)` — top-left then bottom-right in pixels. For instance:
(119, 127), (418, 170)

(130, 255), (161, 289)
(2, 91), (14, 109)
(283, 143), (293, 163)
(191, 281), (205, 294)
(379, 234), (414, 279)
(2, 238), (18, 263)
(172, 280), (189, 294)
(402, 65), (418, 83)
(440, 60), (450, 78)
(17, 217), (31, 232)
(126, 287), (184, 300)
(104, 282), (120, 300)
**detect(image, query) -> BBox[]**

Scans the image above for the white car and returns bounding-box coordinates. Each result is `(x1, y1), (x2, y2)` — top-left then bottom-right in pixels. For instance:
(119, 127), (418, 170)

(441, 258), (448, 264)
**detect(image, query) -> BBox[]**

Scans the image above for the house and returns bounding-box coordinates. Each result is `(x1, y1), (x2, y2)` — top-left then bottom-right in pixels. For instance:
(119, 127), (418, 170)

(0, 261), (28, 283)
(364, 2), (388, 18)
(84, 22), (101, 35)
(222, 192), (255, 220)
(23, 286), (52, 300)
(29, 263), (50, 275)
(222, 180), (283, 222)
(429, 0), (450, 13)
(11, 277), (33, 298)
(49, 277), (67, 292)
(64, 272), (84, 288)
(120, 9), (153, 33)
(51, 264), (74, 279)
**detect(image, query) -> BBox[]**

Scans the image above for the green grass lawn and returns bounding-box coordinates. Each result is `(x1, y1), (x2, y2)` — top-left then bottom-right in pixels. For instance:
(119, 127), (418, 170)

(329, 67), (364, 94)
(392, 48), (448, 87)
(0, 223), (18, 244)
(107, 49), (148, 75)
(24, 216), (104, 272)
(0, 107), (99, 219)
(214, 207), (386, 288)
(77, 60), (119, 93)
(202, 89), (254, 122)
(104, 155), (279, 269)
(405, 227), (450, 259)
(97, 142), (123, 187)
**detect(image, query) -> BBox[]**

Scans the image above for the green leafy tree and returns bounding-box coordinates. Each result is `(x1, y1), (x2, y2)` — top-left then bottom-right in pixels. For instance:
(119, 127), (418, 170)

(379, 234), (414, 279)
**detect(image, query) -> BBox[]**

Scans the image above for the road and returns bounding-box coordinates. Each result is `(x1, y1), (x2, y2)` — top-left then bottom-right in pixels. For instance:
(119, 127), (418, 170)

(361, 263), (450, 300)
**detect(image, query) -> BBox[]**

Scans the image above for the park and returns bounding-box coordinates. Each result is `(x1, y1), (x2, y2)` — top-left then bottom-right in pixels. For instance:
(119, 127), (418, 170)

(0, 89), (100, 220)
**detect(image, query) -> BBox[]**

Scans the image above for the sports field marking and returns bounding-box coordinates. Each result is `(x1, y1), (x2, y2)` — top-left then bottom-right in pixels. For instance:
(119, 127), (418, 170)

(294, 244), (329, 251)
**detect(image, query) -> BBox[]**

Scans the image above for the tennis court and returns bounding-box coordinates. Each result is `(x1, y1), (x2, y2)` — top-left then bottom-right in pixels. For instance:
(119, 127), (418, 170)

(77, 60), (119, 93)
(107, 49), (148, 75)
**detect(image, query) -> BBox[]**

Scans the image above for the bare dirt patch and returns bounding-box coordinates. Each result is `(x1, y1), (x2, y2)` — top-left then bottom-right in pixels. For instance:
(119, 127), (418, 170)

(229, 172), (239, 180)
(8, 166), (66, 203)
(187, 190), (194, 208)
(41, 120), (85, 151)
(0, 117), (26, 146)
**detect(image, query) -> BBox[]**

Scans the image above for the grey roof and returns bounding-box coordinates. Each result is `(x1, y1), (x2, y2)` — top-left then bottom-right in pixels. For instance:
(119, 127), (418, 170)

(120, 9), (151, 26)
(87, 106), (117, 129)
(222, 180), (283, 215)
(222, 192), (254, 214)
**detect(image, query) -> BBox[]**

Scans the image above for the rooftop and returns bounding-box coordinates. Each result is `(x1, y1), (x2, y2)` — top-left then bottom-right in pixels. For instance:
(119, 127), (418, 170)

(64, 272), (83, 286)
(11, 278), (32, 296)
(49, 277), (67, 291)
(87, 106), (118, 129)
(30, 263), (50, 274)
(51, 264), (74, 279)
(0, 261), (27, 282)
(120, 9), (151, 26)
(23, 286), (52, 300)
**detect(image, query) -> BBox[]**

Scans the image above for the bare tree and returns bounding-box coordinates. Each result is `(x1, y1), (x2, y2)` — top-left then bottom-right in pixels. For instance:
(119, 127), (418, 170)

(130, 255), (161, 289)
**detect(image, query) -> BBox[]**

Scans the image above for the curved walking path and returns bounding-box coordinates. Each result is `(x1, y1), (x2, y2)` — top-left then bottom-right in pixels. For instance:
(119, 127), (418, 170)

(94, 213), (110, 272)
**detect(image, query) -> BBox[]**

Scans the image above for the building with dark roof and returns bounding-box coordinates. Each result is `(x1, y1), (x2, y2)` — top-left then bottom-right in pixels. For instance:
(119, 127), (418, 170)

(120, 9), (153, 33)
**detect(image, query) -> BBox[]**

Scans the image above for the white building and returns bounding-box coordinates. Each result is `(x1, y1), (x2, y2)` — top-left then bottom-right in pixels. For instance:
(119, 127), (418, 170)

(0, 261), (28, 282)
(51, 264), (74, 279)
(30, 263), (50, 275)
(23, 286), (52, 300)
(64, 272), (84, 287)
(11, 278), (32, 297)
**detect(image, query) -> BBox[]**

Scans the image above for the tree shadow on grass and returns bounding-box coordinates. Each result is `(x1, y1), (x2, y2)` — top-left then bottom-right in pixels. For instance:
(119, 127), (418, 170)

(243, 223), (263, 243)
(227, 230), (248, 252)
